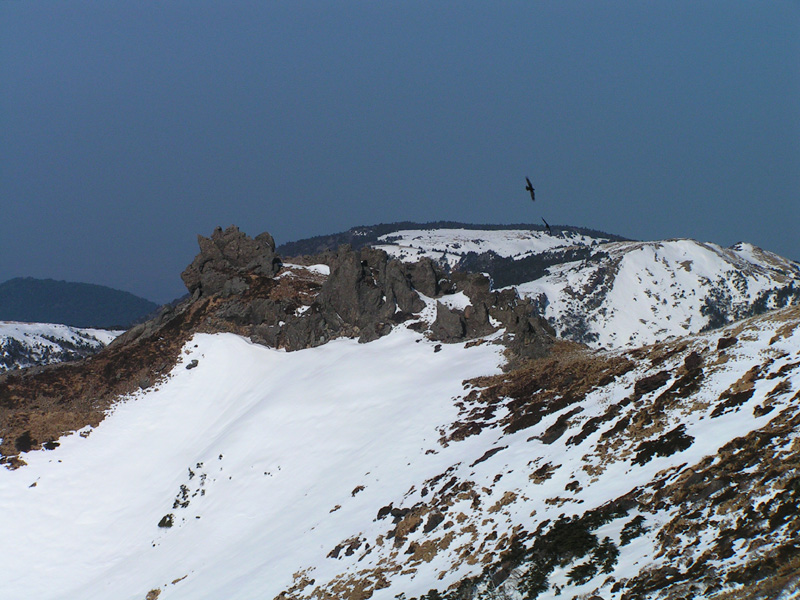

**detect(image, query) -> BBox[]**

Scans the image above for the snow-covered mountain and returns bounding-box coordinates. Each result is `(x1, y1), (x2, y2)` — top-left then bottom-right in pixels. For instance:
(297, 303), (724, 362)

(518, 239), (800, 349)
(1, 225), (799, 600)
(0, 321), (121, 372)
(374, 228), (800, 349)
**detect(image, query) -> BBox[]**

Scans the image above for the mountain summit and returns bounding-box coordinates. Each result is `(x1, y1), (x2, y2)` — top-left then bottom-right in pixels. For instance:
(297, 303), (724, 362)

(1, 224), (799, 600)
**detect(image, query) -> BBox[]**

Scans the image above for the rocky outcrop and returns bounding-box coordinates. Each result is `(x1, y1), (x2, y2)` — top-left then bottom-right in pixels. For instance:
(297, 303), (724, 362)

(314, 245), (426, 342)
(181, 226), (282, 297)
(429, 272), (555, 360)
(250, 246), (448, 347)
(176, 227), (555, 358)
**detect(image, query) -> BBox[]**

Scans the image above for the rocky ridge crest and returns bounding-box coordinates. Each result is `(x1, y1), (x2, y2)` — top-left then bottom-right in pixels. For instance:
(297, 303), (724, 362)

(0, 226), (553, 464)
(177, 225), (554, 357)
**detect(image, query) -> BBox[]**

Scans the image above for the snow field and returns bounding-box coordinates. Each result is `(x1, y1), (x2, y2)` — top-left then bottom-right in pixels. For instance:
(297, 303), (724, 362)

(517, 239), (799, 349)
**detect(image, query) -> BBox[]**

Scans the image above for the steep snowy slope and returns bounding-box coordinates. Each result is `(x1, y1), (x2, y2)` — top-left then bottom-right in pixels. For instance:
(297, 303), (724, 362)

(0, 321), (120, 372)
(0, 327), (506, 600)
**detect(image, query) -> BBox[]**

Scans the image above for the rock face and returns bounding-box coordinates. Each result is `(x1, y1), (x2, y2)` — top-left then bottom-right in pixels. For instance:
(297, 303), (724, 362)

(429, 272), (555, 360)
(313, 245), (427, 343)
(181, 226), (282, 297)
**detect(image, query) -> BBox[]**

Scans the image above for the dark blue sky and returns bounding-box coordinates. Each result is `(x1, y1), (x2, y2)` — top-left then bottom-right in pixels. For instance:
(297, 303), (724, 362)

(2, 2), (798, 303)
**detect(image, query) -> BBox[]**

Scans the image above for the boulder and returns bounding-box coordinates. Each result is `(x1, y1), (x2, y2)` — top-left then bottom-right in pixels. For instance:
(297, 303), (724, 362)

(406, 257), (445, 298)
(430, 302), (466, 342)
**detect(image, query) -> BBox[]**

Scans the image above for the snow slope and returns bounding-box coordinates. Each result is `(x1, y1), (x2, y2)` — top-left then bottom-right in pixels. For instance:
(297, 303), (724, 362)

(2, 226), (800, 600)
(0, 321), (121, 371)
(0, 327), (505, 600)
(372, 228), (800, 349)
(2, 305), (799, 599)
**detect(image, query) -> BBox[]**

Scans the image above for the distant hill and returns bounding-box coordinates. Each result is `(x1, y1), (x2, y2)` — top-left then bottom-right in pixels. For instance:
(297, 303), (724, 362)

(0, 277), (159, 328)
(276, 221), (629, 257)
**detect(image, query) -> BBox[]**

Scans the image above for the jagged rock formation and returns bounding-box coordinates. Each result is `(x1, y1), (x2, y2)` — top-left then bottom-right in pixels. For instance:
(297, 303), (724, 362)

(179, 227), (554, 356)
(181, 225), (283, 297)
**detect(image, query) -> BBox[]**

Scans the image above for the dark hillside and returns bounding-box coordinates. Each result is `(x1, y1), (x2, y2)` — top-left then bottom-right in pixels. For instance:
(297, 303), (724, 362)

(0, 277), (158, 328)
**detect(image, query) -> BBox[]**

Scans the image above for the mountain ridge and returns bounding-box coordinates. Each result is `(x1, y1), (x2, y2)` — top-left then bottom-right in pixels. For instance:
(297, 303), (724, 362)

(277, 221), (629, 258)
(0, 321), (120, 372)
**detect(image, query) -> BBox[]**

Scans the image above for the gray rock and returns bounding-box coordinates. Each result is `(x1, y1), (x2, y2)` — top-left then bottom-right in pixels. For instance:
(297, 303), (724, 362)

(181, 226), (282, 297)
(430, 302), (466, 341)
(175, 225), (555, 360)
(406, 258), (443, 298)
(315, 245), (424, 343)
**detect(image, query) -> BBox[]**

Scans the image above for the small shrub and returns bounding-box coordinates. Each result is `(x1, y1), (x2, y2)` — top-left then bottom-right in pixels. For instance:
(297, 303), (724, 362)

(567, 561), (597, 585)
(632, 425), (694, 466)
(593, 537), (619, 573)
(620, 515), (649, 545)
(14, 430), (35, 453)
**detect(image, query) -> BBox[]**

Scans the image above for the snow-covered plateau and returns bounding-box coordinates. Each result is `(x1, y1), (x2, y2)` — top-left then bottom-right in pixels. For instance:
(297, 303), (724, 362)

(373, 227), (612, 268)
(1, 225), (799, 600)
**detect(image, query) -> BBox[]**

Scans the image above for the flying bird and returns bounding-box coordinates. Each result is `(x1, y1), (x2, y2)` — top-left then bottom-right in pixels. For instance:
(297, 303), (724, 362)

(525, 177), (535, 202)
(542, 217), (552, 236)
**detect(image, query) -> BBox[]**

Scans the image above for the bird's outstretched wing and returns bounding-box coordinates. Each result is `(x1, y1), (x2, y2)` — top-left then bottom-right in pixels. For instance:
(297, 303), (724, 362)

(525, 177), (535, 202)
(542, 217), (552, 235)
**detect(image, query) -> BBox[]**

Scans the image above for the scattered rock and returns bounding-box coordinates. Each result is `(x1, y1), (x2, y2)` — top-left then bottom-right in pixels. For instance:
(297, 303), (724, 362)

(634, 370), (670, 398)
(158, 514), (174, 528)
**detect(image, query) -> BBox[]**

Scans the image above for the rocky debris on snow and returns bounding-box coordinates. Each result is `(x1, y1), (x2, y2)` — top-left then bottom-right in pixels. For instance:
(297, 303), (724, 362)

(275, 305), (800, 600)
